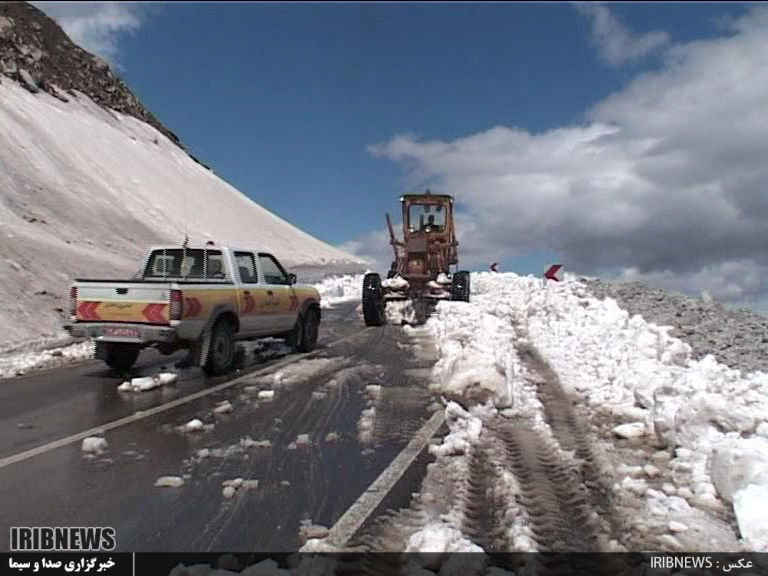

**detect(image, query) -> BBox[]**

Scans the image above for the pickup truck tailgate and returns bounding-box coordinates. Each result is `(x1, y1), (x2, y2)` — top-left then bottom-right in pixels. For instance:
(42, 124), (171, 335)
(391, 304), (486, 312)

(74, 283), (172, 325)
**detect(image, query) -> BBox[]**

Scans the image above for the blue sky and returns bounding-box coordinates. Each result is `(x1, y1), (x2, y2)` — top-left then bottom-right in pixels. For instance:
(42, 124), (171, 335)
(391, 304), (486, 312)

(36, 2), (768, 309)
(109, 3), (741, 245)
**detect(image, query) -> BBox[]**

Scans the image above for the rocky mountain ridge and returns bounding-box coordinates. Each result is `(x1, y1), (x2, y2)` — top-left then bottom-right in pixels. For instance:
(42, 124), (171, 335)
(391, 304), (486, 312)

(0, 2), (209, 169)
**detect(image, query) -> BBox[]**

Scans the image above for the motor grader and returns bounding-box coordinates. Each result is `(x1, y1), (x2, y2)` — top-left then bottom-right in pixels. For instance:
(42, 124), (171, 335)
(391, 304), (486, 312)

(362, 190), (470, 326)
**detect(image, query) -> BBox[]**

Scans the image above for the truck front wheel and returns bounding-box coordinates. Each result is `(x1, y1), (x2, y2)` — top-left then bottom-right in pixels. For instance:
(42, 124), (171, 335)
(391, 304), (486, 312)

(99, 342), (141, 371)
(202, 320), (236, 376)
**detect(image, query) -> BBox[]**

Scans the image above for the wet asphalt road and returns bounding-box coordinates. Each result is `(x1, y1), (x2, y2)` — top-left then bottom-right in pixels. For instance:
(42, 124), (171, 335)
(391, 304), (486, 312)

(0, 301), (439, 552)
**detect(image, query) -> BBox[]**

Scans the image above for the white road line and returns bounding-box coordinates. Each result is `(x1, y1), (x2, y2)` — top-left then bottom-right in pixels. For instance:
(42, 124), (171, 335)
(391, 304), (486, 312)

(0, 329), (369, 471)
(318, 409), (446, 550)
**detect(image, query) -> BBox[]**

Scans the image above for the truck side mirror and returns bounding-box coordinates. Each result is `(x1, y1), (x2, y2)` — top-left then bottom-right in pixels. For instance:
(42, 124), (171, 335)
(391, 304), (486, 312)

(288, 273), (297, 285)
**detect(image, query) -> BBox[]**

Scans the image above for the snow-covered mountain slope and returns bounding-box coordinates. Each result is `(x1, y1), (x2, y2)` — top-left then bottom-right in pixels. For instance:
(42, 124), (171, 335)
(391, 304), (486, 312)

(0, 77), (365, 348)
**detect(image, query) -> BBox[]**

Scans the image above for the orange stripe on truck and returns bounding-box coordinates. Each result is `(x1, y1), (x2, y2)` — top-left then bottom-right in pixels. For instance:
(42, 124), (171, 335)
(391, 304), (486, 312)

(76, 301), (102, 321)
(141, 303), (169, 324)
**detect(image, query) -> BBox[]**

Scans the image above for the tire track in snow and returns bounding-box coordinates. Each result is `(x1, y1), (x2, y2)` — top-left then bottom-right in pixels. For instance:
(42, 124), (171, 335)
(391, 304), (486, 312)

(518, 342), (624, 545)
(497, 420), (600, 552)
(461, 434), (498, 551)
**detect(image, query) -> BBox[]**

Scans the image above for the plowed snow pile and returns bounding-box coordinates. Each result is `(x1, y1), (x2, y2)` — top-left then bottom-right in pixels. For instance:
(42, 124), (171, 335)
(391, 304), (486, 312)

(346, 272), (768, 556)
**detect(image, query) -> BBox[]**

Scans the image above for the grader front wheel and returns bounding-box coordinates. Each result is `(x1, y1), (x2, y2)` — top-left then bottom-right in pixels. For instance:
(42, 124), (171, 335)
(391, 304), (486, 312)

(451, 271), (471, 302)
(362, 273), (386, 326)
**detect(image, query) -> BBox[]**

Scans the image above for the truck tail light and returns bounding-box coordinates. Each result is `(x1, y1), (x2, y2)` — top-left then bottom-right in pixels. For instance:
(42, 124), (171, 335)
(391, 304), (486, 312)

(69, 287), (77, 317)
(170, 290), (183, 320)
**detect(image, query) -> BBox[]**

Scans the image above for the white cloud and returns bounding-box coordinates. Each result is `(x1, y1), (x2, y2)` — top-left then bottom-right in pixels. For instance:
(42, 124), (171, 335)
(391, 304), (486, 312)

(31, 2), (151, 66)
(335, 228), (393, 273)
(367, 6), (768, 308)
(574, 2), (670, 67)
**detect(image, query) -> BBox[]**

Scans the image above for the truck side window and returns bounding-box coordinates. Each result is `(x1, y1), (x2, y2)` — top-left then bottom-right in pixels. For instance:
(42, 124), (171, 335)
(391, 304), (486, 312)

(258, 254), (289, 285)
(234, 252), (258, 283)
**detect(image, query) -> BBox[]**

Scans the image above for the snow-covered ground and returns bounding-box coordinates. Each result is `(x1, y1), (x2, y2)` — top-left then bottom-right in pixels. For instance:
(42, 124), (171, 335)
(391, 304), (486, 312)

(0, 78), (365, 349)
(313, 274), (365, 309)
(0, 340), (94, 379)
(395, 272), (768, 553)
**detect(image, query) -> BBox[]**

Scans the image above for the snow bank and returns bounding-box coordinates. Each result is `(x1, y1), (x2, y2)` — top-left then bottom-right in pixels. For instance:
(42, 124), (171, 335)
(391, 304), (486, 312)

(426, 285), (540, 418)
(519, 273), (768, 549)
(0, 340), (93, 379)
(313, 274), (365, 308)
(418, 271), (768, 551)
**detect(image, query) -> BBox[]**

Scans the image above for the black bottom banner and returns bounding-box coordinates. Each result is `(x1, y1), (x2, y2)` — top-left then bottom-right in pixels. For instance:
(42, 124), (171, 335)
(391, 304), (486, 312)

(3, 552), (767, 576)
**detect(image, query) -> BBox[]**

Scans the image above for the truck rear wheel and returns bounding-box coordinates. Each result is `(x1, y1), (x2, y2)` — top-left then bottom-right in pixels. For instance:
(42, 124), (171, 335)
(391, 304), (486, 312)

(451, 271), (470, 302)
(100, 342), (141, 371)
(362, 273), (386, 326)
(202, 319), (236, 376)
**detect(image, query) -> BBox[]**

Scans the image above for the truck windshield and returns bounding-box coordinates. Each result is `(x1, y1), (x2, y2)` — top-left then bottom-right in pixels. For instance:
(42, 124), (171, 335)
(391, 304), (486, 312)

(408, 203), (446, 232)
(144, 249), (226, 279)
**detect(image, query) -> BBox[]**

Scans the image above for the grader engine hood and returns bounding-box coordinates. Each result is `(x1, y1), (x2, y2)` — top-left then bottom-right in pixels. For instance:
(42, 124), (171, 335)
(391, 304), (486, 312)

(406, 235), (427, 253)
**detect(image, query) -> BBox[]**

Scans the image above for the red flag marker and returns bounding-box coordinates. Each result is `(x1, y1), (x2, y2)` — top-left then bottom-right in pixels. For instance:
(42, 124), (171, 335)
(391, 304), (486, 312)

(544, 264), (563, 282)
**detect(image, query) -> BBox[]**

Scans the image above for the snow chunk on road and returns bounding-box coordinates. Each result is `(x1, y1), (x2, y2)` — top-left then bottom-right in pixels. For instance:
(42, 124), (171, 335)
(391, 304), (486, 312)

(222, 479), (260, 500)
(118, 372), (178, 393)
(324, 432), (339, 443)
(240, 437), (271, 448)
(257, 390), (274, 400)
(81, 436), (108, 454)
(295, 434), (311, 447)
(299, 520), (329, 542)
(155, 476), (185, 488)
(222, 486), (236, 499)
(184, 419), (205, 433)
(213, 401), (234, 415)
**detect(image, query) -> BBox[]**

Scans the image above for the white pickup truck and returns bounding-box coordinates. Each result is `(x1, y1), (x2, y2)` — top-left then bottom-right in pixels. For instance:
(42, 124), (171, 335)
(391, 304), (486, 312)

(64, 245), (322, 375)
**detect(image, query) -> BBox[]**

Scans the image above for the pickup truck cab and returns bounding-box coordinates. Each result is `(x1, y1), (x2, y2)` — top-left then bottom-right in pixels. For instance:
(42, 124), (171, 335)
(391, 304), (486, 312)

(64, 245), (322, 375)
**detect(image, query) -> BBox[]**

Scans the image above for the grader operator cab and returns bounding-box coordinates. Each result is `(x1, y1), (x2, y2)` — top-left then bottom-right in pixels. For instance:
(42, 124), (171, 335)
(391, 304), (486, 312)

(362, 190), (470, 326)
